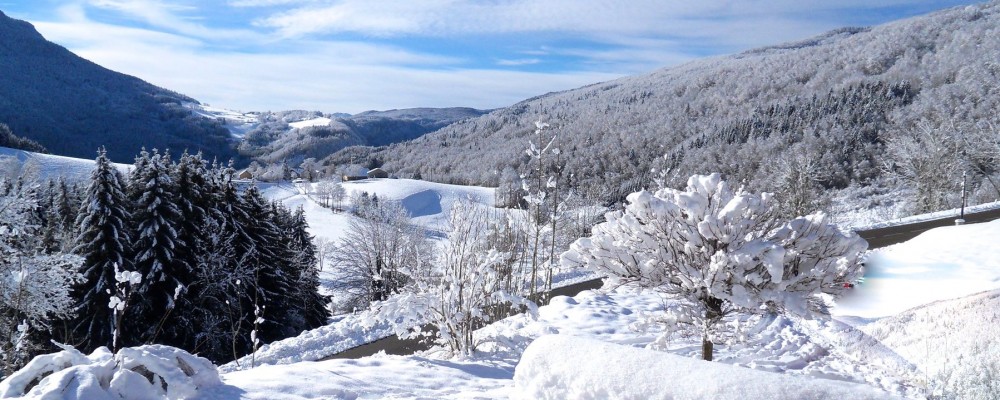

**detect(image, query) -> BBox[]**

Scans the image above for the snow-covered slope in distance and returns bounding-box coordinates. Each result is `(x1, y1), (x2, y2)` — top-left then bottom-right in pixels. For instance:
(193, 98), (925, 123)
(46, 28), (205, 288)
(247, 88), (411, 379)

(0, 146), (129, 181)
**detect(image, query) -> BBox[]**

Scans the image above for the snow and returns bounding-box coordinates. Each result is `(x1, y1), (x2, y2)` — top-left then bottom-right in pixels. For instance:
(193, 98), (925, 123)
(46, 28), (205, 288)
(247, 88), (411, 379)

(0, 345), (221, 400)
(0, 146), (129, 181)
(183, 103), (259, 138)
(4, 148), (1000, 399)
(288, 117), (332, 129)
(833, 219), (1000, 318)
(511, 335), (902, 400)
(851, 200), (1000, 231)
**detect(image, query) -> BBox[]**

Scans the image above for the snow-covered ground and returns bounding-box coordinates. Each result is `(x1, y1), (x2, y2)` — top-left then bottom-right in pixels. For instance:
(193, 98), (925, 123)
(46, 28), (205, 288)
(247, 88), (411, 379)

(4, 149), (999, 399)
(201, 200), (1000, 399)
(833, 219), (1000, 318)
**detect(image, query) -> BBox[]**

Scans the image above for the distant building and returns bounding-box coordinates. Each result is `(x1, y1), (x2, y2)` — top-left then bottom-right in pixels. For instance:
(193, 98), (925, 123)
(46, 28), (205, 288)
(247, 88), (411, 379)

(367, 168), (389, 179)
(237, 168), (254, 180)
(342, 175), (367, 182)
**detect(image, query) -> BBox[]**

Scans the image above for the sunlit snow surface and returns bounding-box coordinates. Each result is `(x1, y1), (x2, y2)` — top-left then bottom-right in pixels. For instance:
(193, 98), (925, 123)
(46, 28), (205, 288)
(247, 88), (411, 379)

(211, 179), (1000, 399)
(834, 219), (1000, 318)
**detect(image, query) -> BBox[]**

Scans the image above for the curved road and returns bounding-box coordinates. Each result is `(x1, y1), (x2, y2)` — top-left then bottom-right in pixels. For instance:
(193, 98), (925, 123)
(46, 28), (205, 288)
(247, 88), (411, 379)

(321, 206), (1000, 360)
(856, 207), (1000, 249)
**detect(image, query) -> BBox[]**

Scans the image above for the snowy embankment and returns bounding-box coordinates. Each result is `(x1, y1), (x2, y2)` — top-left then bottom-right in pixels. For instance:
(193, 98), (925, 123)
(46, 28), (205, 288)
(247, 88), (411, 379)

(512, 335), (902, 400)
(860, 289), (1000, 397)
(834, 219), (1000, 318)
(851, 200), (1000, 231)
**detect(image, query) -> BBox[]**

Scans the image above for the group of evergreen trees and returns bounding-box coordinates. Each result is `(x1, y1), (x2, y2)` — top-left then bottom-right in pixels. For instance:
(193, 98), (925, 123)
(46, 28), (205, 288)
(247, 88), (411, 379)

(35, 149), (327, 363)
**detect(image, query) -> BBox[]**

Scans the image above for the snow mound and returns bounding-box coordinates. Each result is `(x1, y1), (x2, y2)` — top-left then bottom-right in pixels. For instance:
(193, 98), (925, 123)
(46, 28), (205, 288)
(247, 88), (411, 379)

(511, 335), (902, 400)
(834, 219), (1000, 318)
(339, 178), (494, 233)
(0, 345), (220, 400)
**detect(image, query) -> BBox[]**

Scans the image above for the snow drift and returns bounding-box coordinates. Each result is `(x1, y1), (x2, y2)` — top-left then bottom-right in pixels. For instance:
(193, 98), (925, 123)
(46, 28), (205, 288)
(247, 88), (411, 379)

(511, 335), (901, 400)
(0, 345), (220, 400)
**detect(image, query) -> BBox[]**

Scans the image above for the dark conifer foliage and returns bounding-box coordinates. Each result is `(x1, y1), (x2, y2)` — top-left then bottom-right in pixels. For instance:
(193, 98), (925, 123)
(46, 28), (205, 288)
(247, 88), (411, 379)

(67, 148), (132, 353)
(39, 148), (331, 363)
(287, 207), (330, 330)
(126, 150), (188, 347)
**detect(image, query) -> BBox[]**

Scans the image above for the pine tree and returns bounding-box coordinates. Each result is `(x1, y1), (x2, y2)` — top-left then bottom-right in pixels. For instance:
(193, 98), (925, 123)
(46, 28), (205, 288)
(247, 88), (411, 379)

(285, 206), (329, 330)
(241, 190), (295, 342)
(67, 148), (132, 352)
(126, 150), (187, 346)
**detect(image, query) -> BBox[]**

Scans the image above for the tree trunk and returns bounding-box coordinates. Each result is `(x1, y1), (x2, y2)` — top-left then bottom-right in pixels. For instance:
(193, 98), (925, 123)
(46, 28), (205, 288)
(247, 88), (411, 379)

(702, 337), (713, 361)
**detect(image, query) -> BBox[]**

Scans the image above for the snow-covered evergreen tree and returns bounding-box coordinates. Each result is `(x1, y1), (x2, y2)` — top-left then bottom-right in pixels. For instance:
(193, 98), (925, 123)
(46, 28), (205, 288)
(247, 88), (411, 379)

(284, 206), (329, 330)
(562, 173), (867, 361)
(68, 148), (133, 353)
(125, 150), (187, 346)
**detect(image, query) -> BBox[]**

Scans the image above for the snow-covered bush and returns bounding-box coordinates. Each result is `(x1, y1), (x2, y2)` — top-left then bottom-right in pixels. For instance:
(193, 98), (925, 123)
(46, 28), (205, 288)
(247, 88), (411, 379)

(562, 173), (866, 361)
(511, 335), (901, 400)
(0, 344), (221, 399)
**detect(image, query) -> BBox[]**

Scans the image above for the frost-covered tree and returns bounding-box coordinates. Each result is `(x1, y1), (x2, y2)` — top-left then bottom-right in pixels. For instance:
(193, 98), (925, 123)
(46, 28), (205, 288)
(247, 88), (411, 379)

(376, 200), (533, 355)
(521, 121), (565, 296)
(332, 199), (429, 308)
(562, 173), (867, 361)
(0, 179), (82, 376)
(68, 148), (133, 353)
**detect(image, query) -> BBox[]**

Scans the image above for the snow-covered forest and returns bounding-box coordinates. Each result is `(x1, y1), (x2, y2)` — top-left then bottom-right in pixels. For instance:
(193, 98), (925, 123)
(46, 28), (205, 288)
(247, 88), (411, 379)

(0, 149), (327, 376)
(362, 3), (1000, 222)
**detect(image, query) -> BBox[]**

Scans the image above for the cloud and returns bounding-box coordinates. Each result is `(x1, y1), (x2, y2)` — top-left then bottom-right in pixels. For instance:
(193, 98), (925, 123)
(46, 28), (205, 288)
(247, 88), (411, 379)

(496, 58), (542, 67)
(85, 0), (262, 41)
(227, 0), (313, 7)
(30, 9), (617, 113)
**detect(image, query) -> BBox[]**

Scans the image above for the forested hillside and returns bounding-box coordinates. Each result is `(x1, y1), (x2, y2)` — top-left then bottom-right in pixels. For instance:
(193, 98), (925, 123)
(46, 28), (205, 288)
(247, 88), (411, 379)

(371, 3), (1000, 219)
(239, 107), (486, 169)
(0, 11), (237, 163)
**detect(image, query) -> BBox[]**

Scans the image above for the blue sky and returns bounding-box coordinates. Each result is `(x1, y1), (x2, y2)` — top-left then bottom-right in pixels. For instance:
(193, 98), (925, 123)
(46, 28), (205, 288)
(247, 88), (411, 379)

(1, 0), (984, 113)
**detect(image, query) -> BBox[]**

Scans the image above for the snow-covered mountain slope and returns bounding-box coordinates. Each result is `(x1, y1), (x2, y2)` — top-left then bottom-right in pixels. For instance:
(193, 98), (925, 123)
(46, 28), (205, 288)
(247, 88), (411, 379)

(0, 11), (237, 164)
(0, 146), (128, 181)
(239, 107), (487, 166)
(372, 2), (1000, 215)
(184, 103), (260, 138)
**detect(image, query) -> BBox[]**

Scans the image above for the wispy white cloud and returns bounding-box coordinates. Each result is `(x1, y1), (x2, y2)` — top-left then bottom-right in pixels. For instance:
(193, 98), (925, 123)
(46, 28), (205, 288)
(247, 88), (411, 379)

(227, 0), (313, 7)
(30, 6), (615, 112)
(496, 58), (542, 67)
(85, 0), (261, 41)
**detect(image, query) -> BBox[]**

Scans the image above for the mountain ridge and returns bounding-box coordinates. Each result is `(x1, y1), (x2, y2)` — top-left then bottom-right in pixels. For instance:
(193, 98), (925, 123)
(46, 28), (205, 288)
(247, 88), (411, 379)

(0, 10), (237, 163)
